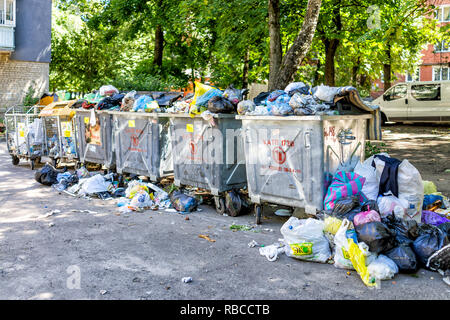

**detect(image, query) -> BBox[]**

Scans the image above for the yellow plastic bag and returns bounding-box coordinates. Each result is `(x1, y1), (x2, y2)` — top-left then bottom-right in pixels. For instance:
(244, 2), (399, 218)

(190, 81), (214, 107)
(348, 239), (376, 287)
(324, 216), (342, 235)
(129, 185), (149, 199)
(423, 181), (437, 195)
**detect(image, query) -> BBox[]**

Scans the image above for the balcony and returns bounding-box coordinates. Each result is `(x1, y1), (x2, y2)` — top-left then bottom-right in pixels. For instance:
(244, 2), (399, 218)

(0, 0), (15, 51)
(0, 24), (13, 51)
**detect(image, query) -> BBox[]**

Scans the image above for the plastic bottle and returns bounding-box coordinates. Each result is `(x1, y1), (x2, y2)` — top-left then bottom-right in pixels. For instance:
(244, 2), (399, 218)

(393, 205), (405, 220)
(406, 195), (420, 219)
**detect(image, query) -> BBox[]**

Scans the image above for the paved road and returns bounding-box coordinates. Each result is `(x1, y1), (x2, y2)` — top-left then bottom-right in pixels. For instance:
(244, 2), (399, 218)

(0, 142), (449, 300)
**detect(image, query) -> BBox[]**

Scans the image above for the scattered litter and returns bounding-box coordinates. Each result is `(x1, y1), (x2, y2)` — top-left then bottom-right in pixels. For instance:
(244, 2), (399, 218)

(275, 209), (292, 217)
(230, 224), (253, 231)
(259, 244), (285, 262)
(182, 277), (193, 283)
(100, 290), (107, 295)
(48, 222), (55, 227)
(263, 228), (274, 232)
(248, 240), (259, 248)
(198, 234), (216, 242)
(44, 210), (61, 218)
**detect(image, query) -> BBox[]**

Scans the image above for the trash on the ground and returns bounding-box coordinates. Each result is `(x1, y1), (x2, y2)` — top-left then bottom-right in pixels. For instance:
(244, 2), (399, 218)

(274, 209), (292, 217)
(248, 240), (259, 248)
(259, 244), (285, 262)
(412, 224), (446, 266)
(170, 190), (198, 213)
(230, 224), (253, 231)
(44, 209), (61, 218)
(281, 217), (331, 263)
(224, 190), (250, 217)
(99, 290), (108, 295)
(198, 234), (216, 242)
(367, 254), (399, 280)
(385, 244), (418, 273)
(355, 221), (396, 254)
(48, 222), (55, 227)
(181, 277), (193, 283)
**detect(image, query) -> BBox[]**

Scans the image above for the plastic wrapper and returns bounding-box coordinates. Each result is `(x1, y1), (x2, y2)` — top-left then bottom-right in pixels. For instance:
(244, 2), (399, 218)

(222, 85), (242, 105)
(267, 90), (285, 102)
(121, 91), (137, 112)
(130, 190), (153, 208)
(237, 100), (256, 115)
(99, 85), (119, 97)
(323, 216), (343, 235)
(355, 221), (396, 254)
(313, 85), (339, 103)
(285, 82), (310, 96)
(367, 254), (399, 280)
(271, 103), (293, 116)
(133, 95), (153, 112)
(334, 219), (355, 270)
(348, 239), (376, 287)
(280, 217), (331, 263)
(196, 89), (223, 107)
(377, 195), (408, 218)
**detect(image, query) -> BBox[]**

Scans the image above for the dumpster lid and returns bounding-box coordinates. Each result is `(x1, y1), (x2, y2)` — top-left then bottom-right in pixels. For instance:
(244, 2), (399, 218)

(39, 100), (77, 117)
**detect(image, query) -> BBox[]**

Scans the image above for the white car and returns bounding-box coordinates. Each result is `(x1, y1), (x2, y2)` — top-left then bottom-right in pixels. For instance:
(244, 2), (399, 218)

(372, 81), (450, 124)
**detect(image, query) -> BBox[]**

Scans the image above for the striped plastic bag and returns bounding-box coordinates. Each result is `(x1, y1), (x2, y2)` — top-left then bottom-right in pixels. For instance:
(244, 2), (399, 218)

(324, 171), (367, 211)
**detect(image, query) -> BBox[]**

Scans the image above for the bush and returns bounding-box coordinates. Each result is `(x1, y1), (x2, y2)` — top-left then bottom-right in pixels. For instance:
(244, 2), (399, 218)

(22, 86), (40, 106)
(111, 74), (188, 92)
(365, 141), (388, 158)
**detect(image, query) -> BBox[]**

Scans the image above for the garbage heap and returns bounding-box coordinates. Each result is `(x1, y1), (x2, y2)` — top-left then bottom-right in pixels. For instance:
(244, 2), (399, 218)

(263, 153), (450, 287)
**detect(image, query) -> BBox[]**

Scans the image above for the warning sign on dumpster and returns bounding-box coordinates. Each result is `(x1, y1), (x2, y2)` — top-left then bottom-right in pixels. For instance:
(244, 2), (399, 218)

(260, 138), (301, 174)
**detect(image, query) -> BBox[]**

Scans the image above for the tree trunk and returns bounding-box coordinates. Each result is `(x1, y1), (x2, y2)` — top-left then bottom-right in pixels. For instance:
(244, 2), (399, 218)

(242, 49), (250, 90)
(270, 0), (322, 90)
(383, 46), (391, 91)
(153, 24), (164, 67)
(268, 0), (282, 90)
(323, 38), (339, 86)
(352, 57), (360, 87)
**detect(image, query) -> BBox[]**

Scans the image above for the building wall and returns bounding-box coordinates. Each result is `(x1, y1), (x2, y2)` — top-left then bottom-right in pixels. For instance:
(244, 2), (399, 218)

(0, 53), (49, 108)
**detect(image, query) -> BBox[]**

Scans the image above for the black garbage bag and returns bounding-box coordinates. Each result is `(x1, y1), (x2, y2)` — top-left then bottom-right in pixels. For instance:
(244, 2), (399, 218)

(412, 224), (447, 266)
(35, 163), (61, 186)
(438, 222), (450, 239)
(385, 244), (418, 273)
(382, 213), (419, 245)
(355, 221), (396, 254)
(360, 200), (380, 213)
(207, 96), (235, 113)
(170, 190), (198, 212)
(253, 92), (270, 106)
(224, 190), (250, 217)
(97, 93), (124, 110)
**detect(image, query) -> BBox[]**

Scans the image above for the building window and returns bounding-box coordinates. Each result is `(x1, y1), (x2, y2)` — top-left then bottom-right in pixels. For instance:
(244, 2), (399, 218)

(406, 69), (420, 82)
(435, 40), (450, 53)
(411, 84), (441, 101)
(433, 66), (450, 81)
(0, 0), (15, 26)
(436, 6), (450, 22)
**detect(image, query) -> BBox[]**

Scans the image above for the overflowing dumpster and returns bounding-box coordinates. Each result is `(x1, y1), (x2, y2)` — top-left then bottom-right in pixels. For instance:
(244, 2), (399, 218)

(112, 111), (173, 181)
(237, 114), (371, 223)
(39, 101), (79, 167)
(75, 109), (115, 170)
(4, 105), (46, 169)
(168, 114), (247, 213)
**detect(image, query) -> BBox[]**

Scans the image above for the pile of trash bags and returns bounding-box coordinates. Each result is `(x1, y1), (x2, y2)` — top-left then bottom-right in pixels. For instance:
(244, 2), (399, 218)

(261, 152), (450, 287)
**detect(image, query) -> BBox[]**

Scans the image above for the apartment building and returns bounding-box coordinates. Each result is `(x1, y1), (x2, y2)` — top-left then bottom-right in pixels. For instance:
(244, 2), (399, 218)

(0, 0), (52, 107)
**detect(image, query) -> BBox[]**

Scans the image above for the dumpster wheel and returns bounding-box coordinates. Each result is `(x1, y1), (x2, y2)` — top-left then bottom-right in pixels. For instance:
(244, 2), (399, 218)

(214, 196), (226, 215)
(11, 156), (19, 166)
(255, 205), (262, 225)
(30, 157), (40, 170)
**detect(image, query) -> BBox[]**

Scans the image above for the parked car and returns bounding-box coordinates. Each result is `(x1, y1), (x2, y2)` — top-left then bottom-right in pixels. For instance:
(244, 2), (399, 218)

(372, 81), (450, 124)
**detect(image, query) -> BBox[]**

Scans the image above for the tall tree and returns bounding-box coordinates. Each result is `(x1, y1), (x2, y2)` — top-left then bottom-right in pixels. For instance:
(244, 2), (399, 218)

(268, 0), (322, 90)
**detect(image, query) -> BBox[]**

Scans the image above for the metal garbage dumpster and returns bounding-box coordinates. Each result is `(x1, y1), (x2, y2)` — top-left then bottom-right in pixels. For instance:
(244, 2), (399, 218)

(237, 114), (372, 224)
(168, 114), (247, 213)
(39, 101), (79, 167)
(111, 111), (173, 181)
(4, 105), (46, 169)
(75, 109), (115, 170)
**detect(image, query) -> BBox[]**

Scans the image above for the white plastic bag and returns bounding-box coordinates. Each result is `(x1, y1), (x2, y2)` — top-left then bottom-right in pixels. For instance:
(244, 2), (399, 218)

(367, 254), (399, 280)
(80, 174), (111, 194)
(130, 191), (153, 208)
(377, 195), (408, 218)
(280, 217), (331, 263)
(259, 245), (285, 262)
(398, 159), (424, 223)
(313, 85), (339, 103)
(334, 219), (354, 270)
(354, 156), (379, 201)
(99, 85), (119, 97)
